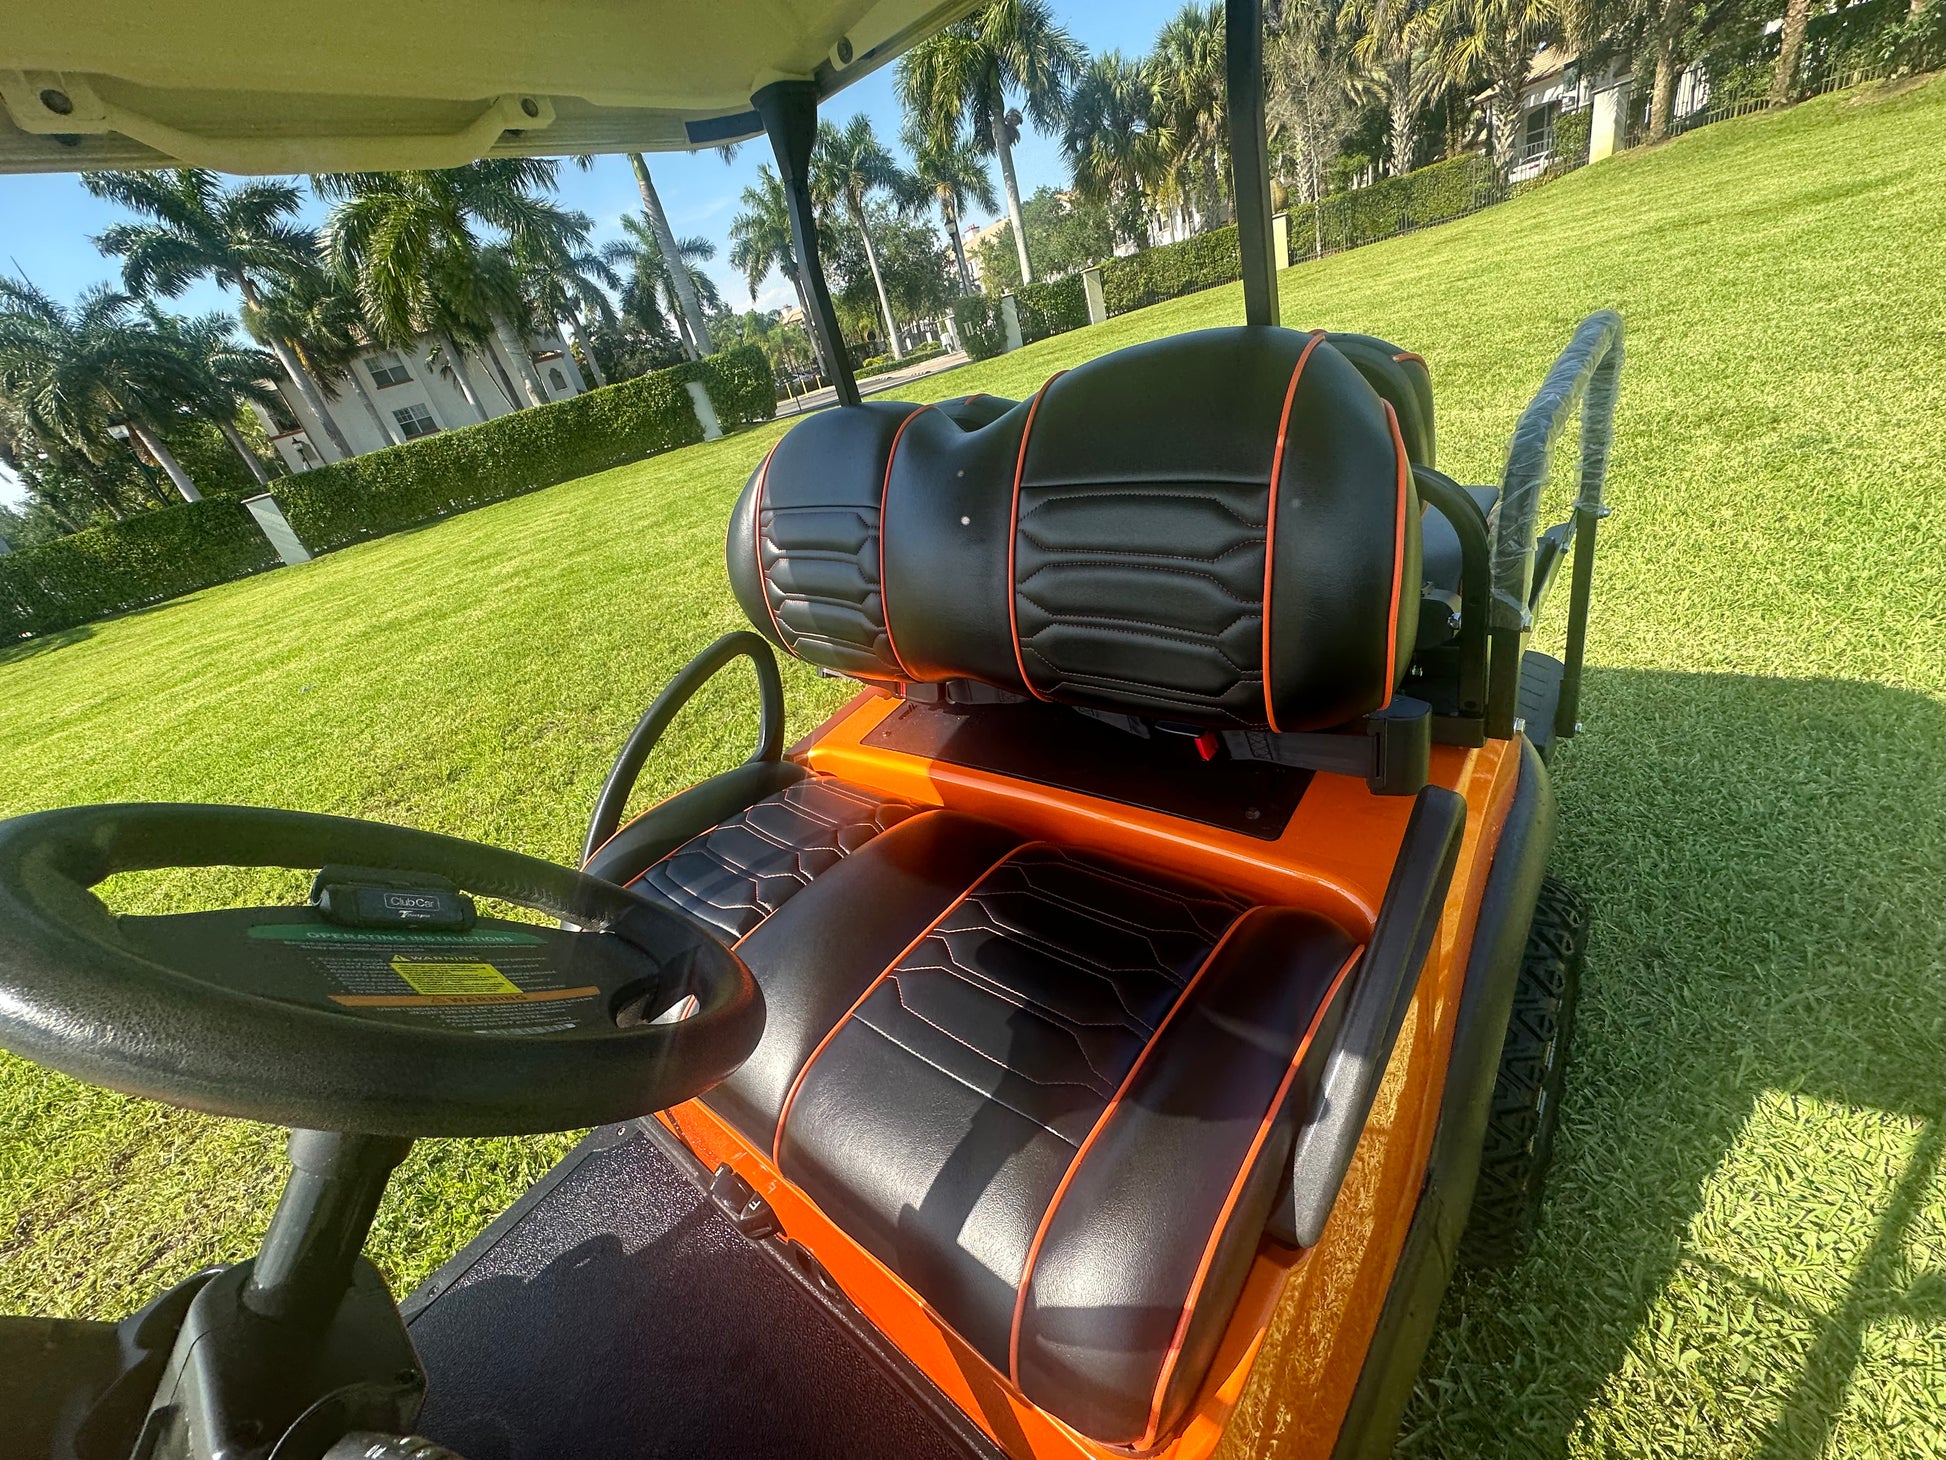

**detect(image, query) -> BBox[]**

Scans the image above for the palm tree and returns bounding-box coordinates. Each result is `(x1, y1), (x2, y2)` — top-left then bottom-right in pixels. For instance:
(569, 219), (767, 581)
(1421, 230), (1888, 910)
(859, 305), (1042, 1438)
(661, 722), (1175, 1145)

(83, 168), (357, 461)
(626, 154), (715, 359)
(729, 166), (827, 362)
(1269, 0), (1364, 209)
(248, 260), (417, 443)
(898, 0), (1085, 286)
(1147, 3), (1229, 230)
(0, 279), (206, 503)
(143, 309), (283, 486)
(903, 126), (1000, 293)
(1350, 0), (1436, 175)
(317, 160), (583, 411)
(512, 227), (620, 388)
(600, 217), (722, 357)
(1062, 52), (1170, 251)
(1421, 0), (1561, 177)
(813, 115), (910, 359)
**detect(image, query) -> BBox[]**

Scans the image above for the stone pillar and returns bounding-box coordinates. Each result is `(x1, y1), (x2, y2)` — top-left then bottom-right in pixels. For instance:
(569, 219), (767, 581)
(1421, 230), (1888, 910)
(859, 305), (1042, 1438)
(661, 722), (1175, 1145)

(1082, 266), (1107, 325)
(1589, 80), (1632, 162)
(242, 494), (312, 566)
(685, 380), (724, 441)
(999, 294), (1024, 353)
(1271, 213), (1290, 268)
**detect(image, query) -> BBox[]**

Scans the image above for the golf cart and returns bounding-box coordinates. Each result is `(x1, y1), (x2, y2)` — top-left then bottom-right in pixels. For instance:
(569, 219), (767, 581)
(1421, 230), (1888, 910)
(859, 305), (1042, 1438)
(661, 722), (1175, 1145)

(0, 3), (1620, 1456)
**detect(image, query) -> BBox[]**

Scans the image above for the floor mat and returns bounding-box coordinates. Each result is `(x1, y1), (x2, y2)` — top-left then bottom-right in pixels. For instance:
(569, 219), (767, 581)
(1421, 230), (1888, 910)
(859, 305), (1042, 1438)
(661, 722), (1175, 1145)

(405, 1121), (992, 1460)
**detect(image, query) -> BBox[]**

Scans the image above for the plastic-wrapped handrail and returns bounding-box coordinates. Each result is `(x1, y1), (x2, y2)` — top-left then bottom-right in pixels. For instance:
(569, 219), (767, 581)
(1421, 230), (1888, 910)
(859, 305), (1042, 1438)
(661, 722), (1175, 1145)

(1489, 311), (1625, 630)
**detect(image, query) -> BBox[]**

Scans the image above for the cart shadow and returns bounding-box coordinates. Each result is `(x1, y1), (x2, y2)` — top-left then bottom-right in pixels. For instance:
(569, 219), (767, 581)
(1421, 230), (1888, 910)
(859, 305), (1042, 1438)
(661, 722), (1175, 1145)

(1404, 667), (1946, 1458)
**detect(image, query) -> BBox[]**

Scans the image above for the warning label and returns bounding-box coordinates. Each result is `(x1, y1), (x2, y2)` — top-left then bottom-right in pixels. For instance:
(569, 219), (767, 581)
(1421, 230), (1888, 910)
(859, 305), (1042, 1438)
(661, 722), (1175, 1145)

(249, 921), (608, 1035)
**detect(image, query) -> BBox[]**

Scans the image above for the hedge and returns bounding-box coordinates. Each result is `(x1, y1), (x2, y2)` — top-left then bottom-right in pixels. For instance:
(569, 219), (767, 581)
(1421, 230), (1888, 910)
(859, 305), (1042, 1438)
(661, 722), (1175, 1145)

(3, 346), (774, 637)
(277, 346), (773, 552)
(1015, 275), (1090, 343)
(1, 498), (277, 639)
(1286, 155), (1499, 262)
(952, 295), (1010, 361)
(858, 340), (946, 379)
(1101, 226), (1242, 315)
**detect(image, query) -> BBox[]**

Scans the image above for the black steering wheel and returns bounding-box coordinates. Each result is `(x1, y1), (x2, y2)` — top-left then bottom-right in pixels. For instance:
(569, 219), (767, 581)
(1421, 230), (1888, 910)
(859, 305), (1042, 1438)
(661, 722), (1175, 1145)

(0, 803), (763, 1136)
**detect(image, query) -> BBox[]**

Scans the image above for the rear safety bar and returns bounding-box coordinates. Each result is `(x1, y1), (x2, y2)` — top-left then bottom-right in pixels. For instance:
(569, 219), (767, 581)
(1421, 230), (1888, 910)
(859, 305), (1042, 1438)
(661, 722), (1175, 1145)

(1270, 784), (1468, 1247)
(581, 631), (785, 866)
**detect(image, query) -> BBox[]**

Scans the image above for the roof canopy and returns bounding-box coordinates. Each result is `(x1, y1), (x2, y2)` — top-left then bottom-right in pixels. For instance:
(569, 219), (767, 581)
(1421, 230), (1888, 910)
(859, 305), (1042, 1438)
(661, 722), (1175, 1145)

(0, 0), (982, 174)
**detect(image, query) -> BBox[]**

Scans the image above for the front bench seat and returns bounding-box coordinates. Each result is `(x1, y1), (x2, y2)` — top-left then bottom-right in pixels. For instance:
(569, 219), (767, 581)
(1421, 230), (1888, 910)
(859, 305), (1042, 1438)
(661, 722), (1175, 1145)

(597, 326), (1421, 1446)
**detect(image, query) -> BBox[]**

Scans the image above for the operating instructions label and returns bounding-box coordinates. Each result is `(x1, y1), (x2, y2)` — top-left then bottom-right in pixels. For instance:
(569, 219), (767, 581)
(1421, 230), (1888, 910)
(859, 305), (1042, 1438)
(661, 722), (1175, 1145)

(248, 923), (605, 1034)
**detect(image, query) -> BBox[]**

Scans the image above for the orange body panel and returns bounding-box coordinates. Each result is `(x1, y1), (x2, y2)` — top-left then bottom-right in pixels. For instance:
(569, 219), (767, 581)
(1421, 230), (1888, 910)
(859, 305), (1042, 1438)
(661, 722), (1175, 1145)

(664, 692), (1524, 1459)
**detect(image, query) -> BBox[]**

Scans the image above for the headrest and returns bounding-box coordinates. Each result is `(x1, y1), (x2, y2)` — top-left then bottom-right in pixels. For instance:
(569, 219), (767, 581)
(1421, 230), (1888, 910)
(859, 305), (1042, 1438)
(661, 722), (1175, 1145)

(726, 327), (1419, 733)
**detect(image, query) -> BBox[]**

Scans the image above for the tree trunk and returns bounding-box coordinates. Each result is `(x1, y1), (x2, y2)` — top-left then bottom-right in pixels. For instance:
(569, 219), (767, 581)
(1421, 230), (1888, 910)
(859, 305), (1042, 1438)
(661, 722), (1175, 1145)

(1772, 0), (1814, 104)
(852, 199), (904, 360)
(267, 336), (354, 461)
(789, 271), (827, 376)
(436, 334), (490, 421)
(629, 153), (715, 356)
(991, 107), (1034, 285)
(490, 313), (548, 406)
(943, 197), (974, 293)
(566, 314), (607, 387)
(218, 419), (271, 487)
(345, 367), (404, 447)
(668, 289), (700, 361)
(130, 423), (201, 502)
(1649, 45), (1679, 140)
(1389, 60), (1415, 176)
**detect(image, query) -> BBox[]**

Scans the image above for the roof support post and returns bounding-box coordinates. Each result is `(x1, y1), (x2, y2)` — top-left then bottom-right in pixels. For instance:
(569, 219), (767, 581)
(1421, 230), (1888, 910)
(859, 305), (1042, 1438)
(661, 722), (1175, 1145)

(1226, 0), (1281, 327)
(752, 80), (860, 408)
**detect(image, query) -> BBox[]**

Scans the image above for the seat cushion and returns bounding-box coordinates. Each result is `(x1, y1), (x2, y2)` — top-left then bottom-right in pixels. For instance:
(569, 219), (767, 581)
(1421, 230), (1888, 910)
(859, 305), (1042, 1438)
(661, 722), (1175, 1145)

(625, 777), (1363, 1446)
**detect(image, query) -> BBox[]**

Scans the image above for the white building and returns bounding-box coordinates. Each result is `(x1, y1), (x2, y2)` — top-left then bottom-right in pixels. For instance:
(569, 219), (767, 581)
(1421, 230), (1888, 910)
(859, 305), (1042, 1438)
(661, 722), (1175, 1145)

(255, 326), (589, 473)
(1504, 48), (1713, 183)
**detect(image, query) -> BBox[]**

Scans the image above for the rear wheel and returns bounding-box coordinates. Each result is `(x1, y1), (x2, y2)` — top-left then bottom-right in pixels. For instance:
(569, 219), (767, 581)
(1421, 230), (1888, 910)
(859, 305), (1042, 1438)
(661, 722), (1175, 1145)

(1458, 875), (1590, 1268)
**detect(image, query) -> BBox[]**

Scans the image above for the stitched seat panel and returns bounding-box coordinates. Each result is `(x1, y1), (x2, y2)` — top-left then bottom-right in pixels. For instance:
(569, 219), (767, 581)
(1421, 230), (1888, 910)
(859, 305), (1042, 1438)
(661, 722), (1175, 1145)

(632, 775), (918, 941)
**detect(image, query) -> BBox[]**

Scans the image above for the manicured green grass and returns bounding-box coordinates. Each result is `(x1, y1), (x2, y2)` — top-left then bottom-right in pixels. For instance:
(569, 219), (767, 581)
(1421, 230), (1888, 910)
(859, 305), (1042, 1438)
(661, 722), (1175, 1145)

(5, 75), (1946, 1457)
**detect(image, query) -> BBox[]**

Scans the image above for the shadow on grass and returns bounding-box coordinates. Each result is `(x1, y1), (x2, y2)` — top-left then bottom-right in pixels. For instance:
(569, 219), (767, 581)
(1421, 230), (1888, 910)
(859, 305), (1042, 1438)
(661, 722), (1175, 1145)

(0, 622), (96, 666)
(1406, 665), (1946, 1457)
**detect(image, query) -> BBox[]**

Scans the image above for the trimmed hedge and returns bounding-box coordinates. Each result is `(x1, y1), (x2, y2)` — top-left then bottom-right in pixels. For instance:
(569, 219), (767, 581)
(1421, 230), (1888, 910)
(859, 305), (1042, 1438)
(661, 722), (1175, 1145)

(858, 341), (946, 379)
(1, 499), (277, 639)
(1015, 275), (1090, 343)
(1287, 155), (1499, 261)
(3, 346), (774, 637)
(952, 295), (1010, 361)
(278, 346), (773, 552)
(1101, 226), (1242, 315)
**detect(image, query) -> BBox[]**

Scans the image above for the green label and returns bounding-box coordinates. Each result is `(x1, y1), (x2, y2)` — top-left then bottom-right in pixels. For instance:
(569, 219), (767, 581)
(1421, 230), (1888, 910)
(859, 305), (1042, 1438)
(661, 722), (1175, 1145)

(248, 925), (547, 946)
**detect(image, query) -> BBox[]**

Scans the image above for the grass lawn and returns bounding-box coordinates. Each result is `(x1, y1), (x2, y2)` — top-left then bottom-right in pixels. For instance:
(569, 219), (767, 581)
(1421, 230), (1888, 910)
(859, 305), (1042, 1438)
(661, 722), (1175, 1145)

(5, 76), (1946, 1458)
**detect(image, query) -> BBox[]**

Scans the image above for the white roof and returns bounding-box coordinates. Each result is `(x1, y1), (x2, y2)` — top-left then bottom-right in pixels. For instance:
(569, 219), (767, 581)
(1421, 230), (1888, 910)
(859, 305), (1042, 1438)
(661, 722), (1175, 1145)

(0, 0), (983, 174)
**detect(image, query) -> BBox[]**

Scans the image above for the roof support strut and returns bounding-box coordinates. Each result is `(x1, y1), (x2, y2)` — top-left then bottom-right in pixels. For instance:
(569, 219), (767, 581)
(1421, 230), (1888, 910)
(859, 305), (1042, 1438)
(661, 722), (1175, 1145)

(752, 80), (861, 408)
(1226, 0), (1281, 327)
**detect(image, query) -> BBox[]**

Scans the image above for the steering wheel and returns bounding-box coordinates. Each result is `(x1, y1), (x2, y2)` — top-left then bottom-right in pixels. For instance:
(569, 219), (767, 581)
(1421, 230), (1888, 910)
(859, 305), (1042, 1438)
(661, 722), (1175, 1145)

(0, 803), (763, 1136)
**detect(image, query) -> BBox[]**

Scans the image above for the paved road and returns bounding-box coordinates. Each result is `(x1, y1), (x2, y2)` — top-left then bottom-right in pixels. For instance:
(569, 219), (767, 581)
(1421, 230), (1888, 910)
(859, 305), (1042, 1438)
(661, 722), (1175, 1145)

(772, 350), (973, 417)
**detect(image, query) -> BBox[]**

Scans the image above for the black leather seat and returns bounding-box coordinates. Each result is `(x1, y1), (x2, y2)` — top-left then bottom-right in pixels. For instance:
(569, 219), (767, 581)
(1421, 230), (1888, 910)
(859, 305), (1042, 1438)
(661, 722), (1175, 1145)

(597, 327), (1423, 1446)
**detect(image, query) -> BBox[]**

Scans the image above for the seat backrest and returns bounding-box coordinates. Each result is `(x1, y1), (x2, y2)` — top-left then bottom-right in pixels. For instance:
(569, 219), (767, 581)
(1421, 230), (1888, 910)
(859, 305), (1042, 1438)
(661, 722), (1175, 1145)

(1326, 332), (1435, 468)
(726, 326), (1419, 734)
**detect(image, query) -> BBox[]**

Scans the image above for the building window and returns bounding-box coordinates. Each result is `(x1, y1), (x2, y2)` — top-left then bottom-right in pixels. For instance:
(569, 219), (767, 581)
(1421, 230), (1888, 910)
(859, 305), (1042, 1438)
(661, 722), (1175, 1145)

(367, 351), (412, 388)
(1523, 100), (1560, 162)
(548, 367), (568, 392)
(393, 404), (438, 440)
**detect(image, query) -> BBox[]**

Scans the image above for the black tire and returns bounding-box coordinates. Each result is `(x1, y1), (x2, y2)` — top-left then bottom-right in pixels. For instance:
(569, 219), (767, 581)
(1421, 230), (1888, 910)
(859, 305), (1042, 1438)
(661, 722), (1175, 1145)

(1457, 874), (1590, 1269)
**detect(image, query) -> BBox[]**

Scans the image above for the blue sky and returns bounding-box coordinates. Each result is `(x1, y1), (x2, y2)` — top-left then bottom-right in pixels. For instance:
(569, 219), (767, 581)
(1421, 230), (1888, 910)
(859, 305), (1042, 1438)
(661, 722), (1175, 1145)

(0, 0), (1192, 504)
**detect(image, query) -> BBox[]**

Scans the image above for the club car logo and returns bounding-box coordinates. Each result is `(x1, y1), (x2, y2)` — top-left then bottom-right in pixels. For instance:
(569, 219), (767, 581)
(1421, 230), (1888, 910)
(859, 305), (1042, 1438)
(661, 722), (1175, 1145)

(382, 892), (440, 911)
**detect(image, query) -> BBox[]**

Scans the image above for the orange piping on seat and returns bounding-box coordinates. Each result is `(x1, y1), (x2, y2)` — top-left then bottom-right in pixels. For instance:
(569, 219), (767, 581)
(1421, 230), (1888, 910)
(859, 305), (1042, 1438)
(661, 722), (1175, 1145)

(768, 840), (1044, 1167)
(879, 404), (935, 680)
(751, 443), (788, 651)
(1136, 942), (1366, 1450)
(1390, 351), (1427, 370)
(1007, 375), (1065, 702)
(1377, 401), (1411, 713)
(1007, 905), (1264, 1385)
(1261, 331), (1327, 733)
